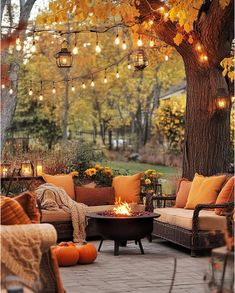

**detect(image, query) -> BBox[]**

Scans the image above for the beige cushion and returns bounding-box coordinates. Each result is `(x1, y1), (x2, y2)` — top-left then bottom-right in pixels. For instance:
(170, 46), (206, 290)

(41, 204), (145, 223)
(154, 207), (226, 231)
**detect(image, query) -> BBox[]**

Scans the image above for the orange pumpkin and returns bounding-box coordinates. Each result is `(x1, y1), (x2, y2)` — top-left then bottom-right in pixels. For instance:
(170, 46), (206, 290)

(58, 241), (76, 247)
(54, 244), (79, 266)
(76, 242), (97, 264)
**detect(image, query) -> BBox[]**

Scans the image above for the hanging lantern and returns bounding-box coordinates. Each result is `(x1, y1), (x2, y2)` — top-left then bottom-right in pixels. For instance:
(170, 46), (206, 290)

(133, 48), (149, 71)
(0, 162), (11, 177)
(55, 40), (73, 68)
(214, 88), (229, 110)
(21, 160), (34, 177)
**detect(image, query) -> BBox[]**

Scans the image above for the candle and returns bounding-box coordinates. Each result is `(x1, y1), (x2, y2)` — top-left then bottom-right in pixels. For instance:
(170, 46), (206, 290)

(36, 165), (43, 176)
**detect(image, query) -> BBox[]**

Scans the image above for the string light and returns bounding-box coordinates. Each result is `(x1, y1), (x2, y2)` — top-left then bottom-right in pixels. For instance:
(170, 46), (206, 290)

(149, 39), (154, 47)
(137, 35), (143, 47)
(34, 35), (40, 41)
(115, 34), (120, 45)
(71, 82), (75, 92)
(9, 87), (13, 95)
(127, 62), (131, 70)
(116, 65), (120, 78)
(39, 81), (43, 101)
(122, 40), (127, 50)
(95, 33), (101, 53)
(1, 83), (5, 89)
(149, 19), (154, 25)
(72, 33), (78, 55)
(195, 43), (202, 52)
(31, 40), (36, 53)
(104, 69), (108, 83)
(158, 6), (165, 13)
(29, 80), (33, 96)
(16, 35), (22, 51)
(165, 55), (169, 61)
(52, 81), (56, 94)
(82, 82), (86, 89)
(91, 77), (95, 87)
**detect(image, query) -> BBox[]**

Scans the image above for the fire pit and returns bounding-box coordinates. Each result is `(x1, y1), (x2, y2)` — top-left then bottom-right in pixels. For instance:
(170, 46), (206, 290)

(86, 198), (159, 255)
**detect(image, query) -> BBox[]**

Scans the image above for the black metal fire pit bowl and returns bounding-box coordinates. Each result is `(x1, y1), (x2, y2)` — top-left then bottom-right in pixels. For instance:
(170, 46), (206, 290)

(86, 212), (160, 256)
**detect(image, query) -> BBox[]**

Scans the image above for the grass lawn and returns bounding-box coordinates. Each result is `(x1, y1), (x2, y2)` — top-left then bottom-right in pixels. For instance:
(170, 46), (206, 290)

(102, 160), (180, 179)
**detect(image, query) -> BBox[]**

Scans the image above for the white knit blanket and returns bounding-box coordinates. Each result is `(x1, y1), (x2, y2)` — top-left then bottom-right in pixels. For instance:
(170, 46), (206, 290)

(35, 183), (88, 242)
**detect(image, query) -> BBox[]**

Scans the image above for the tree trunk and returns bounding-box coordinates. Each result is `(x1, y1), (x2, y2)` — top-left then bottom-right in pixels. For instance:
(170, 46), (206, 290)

(108, 129), (112, 150)
(182, 63), (230, 179)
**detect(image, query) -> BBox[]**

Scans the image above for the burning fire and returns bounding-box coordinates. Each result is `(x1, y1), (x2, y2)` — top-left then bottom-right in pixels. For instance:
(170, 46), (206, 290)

(113, 197), (132, 216)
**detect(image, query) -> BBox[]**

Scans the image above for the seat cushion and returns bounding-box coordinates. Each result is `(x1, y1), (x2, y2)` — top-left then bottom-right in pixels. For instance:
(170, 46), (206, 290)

(41, 204), (145, 223)
(42, 173), (75, 199)
(215, 176), (234, 215)
(75, 186), (115, 206)
(154, 207), (227, 231)
(185, 173), (226, 209)
(175, 178), (192, 208)
(112, 173), (142, 203)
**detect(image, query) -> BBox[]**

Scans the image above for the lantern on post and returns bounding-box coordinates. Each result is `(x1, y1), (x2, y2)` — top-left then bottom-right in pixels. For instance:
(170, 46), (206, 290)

(214, 88), (229, 110)
(55, 40), (73, 68)
(134, 48), (149, 71)
(21, 161), (34, 177)
(0, 162), (11, 177)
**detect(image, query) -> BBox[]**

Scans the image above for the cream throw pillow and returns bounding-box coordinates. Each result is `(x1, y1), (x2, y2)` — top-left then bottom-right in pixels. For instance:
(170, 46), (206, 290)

(185, 173), (226, 209)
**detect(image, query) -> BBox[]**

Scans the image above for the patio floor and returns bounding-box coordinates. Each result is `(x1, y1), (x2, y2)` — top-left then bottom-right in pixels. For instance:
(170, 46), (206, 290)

(60, 238), (210, 293)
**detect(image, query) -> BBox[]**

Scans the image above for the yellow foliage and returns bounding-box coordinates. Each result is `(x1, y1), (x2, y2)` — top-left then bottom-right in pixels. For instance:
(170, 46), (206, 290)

(173, 33), (184, 46)
(219, 0), (231, 9)
(221, 57), (234, 81)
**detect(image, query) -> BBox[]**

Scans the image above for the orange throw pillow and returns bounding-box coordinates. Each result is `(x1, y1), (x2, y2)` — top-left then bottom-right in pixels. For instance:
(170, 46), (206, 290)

(43, 173), (75, 199)
(112, 173), (142, 203)
(175, 178), (192, 208)
(15, 191), (40, 223)
(185, 173), (226, 209)
(1, 196), (32, 225)
(215, 176), (234, 215)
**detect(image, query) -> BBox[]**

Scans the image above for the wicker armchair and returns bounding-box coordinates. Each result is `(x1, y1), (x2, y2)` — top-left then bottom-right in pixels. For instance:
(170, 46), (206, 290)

(148, 195), (234, 256)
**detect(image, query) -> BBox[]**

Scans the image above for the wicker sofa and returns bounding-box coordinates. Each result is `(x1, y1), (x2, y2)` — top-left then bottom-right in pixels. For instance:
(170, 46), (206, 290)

(148, 195), (234, 256)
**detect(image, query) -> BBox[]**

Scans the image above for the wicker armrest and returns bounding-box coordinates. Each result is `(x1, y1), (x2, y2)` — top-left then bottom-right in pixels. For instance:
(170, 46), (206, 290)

(192, 201), (234, 234)
(145, 194), (176, 211)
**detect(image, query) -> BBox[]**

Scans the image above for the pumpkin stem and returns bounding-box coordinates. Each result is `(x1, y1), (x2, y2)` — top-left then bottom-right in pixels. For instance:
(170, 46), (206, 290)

(75, 240), (87, 245)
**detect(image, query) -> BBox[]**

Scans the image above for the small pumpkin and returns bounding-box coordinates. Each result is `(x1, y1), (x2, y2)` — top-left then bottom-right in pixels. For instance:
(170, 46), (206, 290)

(54, 243), (79, 266)
(76, 242), (97, 264)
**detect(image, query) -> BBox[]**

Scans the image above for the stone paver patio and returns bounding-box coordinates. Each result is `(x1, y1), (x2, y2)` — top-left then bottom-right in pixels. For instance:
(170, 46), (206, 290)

(60, 238), (210, 293)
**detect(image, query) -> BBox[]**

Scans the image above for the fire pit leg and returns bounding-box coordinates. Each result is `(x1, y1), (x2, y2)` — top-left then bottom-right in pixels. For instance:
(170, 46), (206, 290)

(98, 239), (103, 252)
(137, 240), (144, 254)
(114, 241), (119, 256)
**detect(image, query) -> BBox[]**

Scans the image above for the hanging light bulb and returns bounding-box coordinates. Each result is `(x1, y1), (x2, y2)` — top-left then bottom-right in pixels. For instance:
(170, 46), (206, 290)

(35, 35), (40, 41)
(1, 83), (5, 89)
(71, 82), (75, 92)
(39, 81), (43, 101)
(104, 69), (108, 83)
(200, 54), (208, 62)
(82, 82), (86, 89)
(165, 55), (169, 61)
(127, 62), (131, 70)
(9, 87), (13, 95)
(16, 36), (20, 45)
(122, 40), (127, 50)
(95, 33), (101, 53)
(115, 34), (120, 45)
(116, 65), (120, 79)
(137, 35), (143, 47)
(91, 78), (95, 87)
(29, 88), (33, 96)
(149, 39), (154, 47)
(16, 43), (22, 51)
(31, 40), (36, 53)
(52, 81), (56, 94)
(72, 33), (78, 55)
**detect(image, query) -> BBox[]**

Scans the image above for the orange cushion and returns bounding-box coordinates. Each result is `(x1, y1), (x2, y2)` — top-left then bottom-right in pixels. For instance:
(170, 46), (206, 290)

(215, 176), (234, 215)
(15, 191), (40, 223)
(1, 196), (32, 225)
(175, 178), (192, 208)
(112, 173), (143, 203)
(42, 173), (75, 199)
(185, 173), (226, 209)
(75, 186), (115, 206)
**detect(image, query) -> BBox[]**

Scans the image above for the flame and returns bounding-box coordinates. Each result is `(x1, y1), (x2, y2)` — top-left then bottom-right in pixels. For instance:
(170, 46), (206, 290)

(113, 197), (132, 216)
